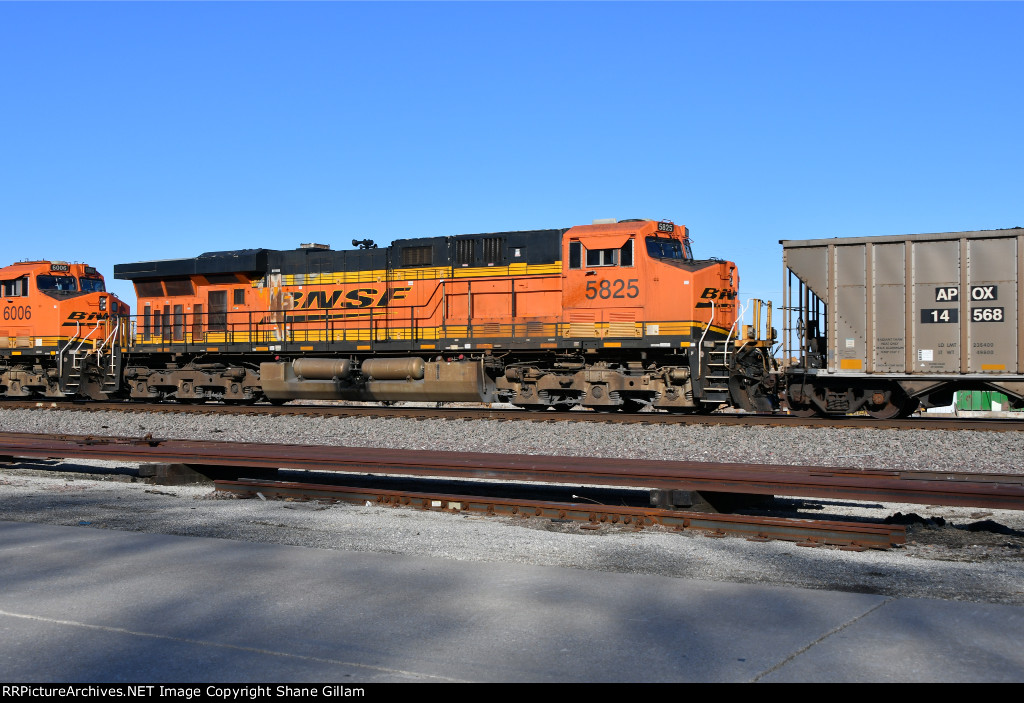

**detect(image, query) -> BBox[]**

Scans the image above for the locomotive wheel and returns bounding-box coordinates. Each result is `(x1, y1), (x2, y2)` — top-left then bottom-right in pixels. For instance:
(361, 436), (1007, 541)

(619, 398), (646, 414)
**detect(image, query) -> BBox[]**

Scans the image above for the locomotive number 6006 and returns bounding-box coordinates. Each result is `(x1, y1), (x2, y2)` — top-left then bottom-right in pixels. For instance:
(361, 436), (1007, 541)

(3, 305), (31, 321)
(585, 279), (640, 300)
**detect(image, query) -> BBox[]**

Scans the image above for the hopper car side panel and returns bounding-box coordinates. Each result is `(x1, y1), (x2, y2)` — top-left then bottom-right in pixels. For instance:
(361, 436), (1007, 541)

(781, 227), (1024, 417)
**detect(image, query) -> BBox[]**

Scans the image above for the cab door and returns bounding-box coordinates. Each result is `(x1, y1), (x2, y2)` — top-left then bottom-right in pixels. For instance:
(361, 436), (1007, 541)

(562, 233), (643, 340)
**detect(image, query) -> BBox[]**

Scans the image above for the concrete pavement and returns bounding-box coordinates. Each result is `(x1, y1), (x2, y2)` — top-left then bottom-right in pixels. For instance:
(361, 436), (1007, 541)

(0, 521), (1021, 682)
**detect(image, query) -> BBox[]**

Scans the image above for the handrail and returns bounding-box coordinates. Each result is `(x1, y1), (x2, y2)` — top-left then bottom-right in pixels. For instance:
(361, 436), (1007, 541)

(698, 299), (715, 353)
(722, 297), (752, 370)
(71, 323), (100, 355)
(57, 321), (81, 380)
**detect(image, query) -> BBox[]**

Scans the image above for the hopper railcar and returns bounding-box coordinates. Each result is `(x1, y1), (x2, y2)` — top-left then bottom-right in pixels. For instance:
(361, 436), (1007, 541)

(111, 219), (779, 411)
(0, 261), (131, 399)
(781, 227), (1024, 417)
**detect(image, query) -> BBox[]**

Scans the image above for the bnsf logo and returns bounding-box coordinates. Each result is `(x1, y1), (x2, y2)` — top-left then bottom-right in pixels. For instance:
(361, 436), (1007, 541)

(700, 287), (738, 301)
(66, 312), (111, 320)
(289, 286), (412, 310)
(264, 285), (415, 324)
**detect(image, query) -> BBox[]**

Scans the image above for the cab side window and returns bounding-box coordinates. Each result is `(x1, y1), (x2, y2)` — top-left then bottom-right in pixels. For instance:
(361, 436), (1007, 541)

(571, 239), (633, 268)
(1, 276), (28, 297)
(586, 247), (618, 267)
(620, 239), (634, 267)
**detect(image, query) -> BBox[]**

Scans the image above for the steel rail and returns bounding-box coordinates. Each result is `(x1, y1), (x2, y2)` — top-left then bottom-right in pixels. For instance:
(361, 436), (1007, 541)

(1, 432), (1022, 510)
(215, 478), (906, 550)
(2, 400), (1024, 432)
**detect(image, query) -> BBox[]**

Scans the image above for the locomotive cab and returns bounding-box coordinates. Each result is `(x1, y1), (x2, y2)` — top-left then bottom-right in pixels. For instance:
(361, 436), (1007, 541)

(555, 219), (776, 412)
(0, 261), (130, 399)
(562, 220), (740, 333)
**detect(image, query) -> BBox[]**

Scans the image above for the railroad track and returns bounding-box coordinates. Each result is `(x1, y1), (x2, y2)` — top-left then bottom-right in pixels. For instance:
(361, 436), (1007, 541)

(2, 399), (1023, 432)
(215, 477), (907, 551)
(3, 431), (1024, 550)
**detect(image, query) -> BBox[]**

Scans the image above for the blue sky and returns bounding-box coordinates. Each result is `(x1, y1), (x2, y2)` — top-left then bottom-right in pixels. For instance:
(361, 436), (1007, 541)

(1, 1), (1021, 312)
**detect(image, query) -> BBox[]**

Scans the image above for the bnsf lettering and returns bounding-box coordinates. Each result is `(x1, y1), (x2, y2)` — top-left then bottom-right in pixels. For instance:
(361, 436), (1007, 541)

(65, 312), (110, 321)
(294, 286), (412, 310)
(345, 288), (378, 308)
(700, 287), (737, 301)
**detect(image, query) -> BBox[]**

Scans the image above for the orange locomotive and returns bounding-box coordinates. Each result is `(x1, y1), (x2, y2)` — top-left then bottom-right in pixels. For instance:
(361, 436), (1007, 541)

(112, 218), (777, 411)
(0, 261), (131, 399)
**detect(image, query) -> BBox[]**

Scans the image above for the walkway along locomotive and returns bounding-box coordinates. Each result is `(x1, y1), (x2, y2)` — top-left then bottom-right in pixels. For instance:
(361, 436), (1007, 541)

(106, 218), (778, 412)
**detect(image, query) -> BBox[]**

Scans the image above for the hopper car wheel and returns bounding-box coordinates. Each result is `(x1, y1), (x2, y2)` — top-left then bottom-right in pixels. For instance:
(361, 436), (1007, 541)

(785, 402), (819, 418)
(865, 389), (919, 420)
(783, 385), (820, 417)
(865, 399), (904, 420)
(898, 398), (920, 418)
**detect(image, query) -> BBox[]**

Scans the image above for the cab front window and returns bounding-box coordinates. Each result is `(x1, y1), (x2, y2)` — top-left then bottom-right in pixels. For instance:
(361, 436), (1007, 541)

(646, 236), (691, 260)
(36, 275), (78, 291)
(79, 277), (106, 292)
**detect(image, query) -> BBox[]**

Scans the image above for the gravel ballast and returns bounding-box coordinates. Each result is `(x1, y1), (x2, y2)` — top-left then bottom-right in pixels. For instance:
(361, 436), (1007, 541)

(1, 407), (1023, 605)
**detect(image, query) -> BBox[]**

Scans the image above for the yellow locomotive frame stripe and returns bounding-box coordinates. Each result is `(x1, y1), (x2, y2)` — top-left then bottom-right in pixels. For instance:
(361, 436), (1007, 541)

(276, 262), (562, 287)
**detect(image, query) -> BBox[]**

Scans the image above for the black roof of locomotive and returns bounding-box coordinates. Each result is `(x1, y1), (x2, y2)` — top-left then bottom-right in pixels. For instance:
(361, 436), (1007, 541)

(114, 228), (567, 281)
(114, 249), (270, 280)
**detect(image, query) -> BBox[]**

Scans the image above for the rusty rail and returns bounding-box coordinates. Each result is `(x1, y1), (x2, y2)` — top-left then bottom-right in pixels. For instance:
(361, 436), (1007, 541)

(216, 478), (906, 550)
(1, 432), (1022, 511)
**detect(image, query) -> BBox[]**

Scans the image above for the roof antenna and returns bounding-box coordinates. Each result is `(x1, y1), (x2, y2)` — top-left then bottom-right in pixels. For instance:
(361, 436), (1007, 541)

(352, 239), (378, 249)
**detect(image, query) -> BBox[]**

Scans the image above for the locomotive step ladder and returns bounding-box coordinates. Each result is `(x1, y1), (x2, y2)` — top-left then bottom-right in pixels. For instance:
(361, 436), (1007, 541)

(700, 341), (733, 405)
(62, 350), (83, 394)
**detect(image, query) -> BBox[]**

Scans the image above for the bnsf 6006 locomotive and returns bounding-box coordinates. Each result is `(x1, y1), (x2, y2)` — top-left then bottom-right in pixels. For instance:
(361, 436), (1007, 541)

(108, 218), (777, 411)
(0, 261), (131, 399)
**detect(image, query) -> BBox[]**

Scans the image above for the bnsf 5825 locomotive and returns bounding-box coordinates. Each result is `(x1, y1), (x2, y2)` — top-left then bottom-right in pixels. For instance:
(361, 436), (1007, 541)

(0, 261), (131, 399)
(104, 218), (778, 411)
